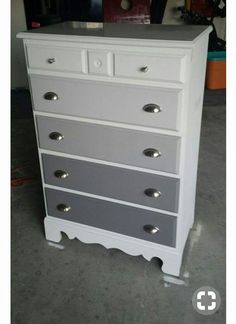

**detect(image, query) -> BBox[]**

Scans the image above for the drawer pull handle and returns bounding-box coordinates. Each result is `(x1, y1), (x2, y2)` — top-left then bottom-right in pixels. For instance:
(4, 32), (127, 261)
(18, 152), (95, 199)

(143, 224), (160, 235)
(54, 170), (69, 179)
(49, 132), (64, 141)
(143, 148), (161, 158)
(144, 188), (162, 198)
(57, 204), (71, 212)
(47, 58), (56, 64)
(140, 66), (149, 73)
(44, 92), (59, 101)
(143, 104), (161, 113)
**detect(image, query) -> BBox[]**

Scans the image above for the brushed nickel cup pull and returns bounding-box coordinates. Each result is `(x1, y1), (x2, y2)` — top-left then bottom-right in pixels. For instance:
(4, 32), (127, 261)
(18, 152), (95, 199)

(47, 58), (56, 64)
(143, 224), (160, 235)
(143, 104), (161, 113)
(54, 170), (69, 179)
(144, 188), (162, 198)
(44, 92), (59, 101)
(49, 132), (64, 141)
(140, 66), (149, 73)
(57, 204), (71, 212)
(143, 148), (161, 158)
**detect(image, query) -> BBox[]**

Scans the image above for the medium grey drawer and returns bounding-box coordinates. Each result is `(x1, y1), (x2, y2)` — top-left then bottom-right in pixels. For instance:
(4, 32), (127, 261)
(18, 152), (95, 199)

(37, 116), (180, 174)
(30, 75), (181, 131)
(42, 154), (180, 212)
(45, 188), (177, 247)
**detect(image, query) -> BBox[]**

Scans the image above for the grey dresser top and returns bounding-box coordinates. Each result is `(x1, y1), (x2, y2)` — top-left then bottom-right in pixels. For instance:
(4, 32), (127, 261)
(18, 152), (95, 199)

(17, 21), (212, 44)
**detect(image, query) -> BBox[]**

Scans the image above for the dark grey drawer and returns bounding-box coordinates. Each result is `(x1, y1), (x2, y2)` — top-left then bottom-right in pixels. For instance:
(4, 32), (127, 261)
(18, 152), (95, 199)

(36, 116), (180, 174)
(42, 154), (179, 212)
(45, 188), (177, 247)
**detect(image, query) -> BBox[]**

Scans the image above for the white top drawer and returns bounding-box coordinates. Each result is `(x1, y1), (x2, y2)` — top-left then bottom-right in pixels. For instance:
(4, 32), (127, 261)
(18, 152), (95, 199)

(114, 51), (187, 83)
(25, 40), (189, 84)
(26, 44), (84, 73)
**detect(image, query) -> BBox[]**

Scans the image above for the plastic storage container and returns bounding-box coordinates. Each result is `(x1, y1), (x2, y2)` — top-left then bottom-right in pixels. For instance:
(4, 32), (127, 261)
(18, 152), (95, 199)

(206, 51), (226, 90)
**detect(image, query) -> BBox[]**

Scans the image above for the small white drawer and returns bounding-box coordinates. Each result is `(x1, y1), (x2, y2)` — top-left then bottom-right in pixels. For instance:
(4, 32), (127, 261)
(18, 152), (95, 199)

(26, 43), (84, 73)
(114, 51), (187, 83)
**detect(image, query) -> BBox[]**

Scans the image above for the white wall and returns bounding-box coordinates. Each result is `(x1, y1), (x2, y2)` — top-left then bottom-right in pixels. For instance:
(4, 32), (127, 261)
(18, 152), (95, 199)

(11, 0), (28, 88)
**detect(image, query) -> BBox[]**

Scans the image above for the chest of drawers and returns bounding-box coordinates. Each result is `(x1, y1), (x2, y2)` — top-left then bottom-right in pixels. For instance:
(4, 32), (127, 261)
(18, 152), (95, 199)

(18, 22), (211, 276)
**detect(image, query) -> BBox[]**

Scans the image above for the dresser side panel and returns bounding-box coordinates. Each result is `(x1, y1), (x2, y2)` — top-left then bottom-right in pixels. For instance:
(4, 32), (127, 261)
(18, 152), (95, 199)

(178, 34), (210, 250)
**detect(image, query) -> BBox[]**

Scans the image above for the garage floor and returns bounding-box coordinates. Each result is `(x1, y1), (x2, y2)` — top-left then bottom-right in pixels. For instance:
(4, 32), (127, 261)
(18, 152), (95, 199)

(11, 89), (225, 324)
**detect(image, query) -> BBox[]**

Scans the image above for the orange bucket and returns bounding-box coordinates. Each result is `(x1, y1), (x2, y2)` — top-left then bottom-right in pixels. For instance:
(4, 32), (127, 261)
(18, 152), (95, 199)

(206, 51), (226, 90)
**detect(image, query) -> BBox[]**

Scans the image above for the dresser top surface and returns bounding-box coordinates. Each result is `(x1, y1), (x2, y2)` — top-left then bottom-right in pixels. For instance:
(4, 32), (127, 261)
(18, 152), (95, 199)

(17, 21), (211, 44)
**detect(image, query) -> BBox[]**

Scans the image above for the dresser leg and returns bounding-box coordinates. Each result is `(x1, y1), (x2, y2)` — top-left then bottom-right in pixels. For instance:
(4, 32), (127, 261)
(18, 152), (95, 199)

(161, 253), (182, 277)
(44, 217), (62, 242)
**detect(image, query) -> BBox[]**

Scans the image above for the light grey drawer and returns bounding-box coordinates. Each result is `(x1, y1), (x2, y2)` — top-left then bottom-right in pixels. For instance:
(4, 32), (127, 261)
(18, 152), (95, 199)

(42, 154), (180, 212)
(30, 75), (181, 131)
(45, 188), (177, 247)
(37, 116), (180, 174)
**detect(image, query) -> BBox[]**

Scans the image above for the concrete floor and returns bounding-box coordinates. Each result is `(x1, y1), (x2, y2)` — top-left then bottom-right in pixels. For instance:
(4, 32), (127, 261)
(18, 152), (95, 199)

(11, 89), (225, 324)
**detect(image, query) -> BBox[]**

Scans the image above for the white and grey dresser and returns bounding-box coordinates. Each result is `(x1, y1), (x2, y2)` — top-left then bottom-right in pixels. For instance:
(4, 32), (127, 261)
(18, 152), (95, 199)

(17, 22), (211, 276)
